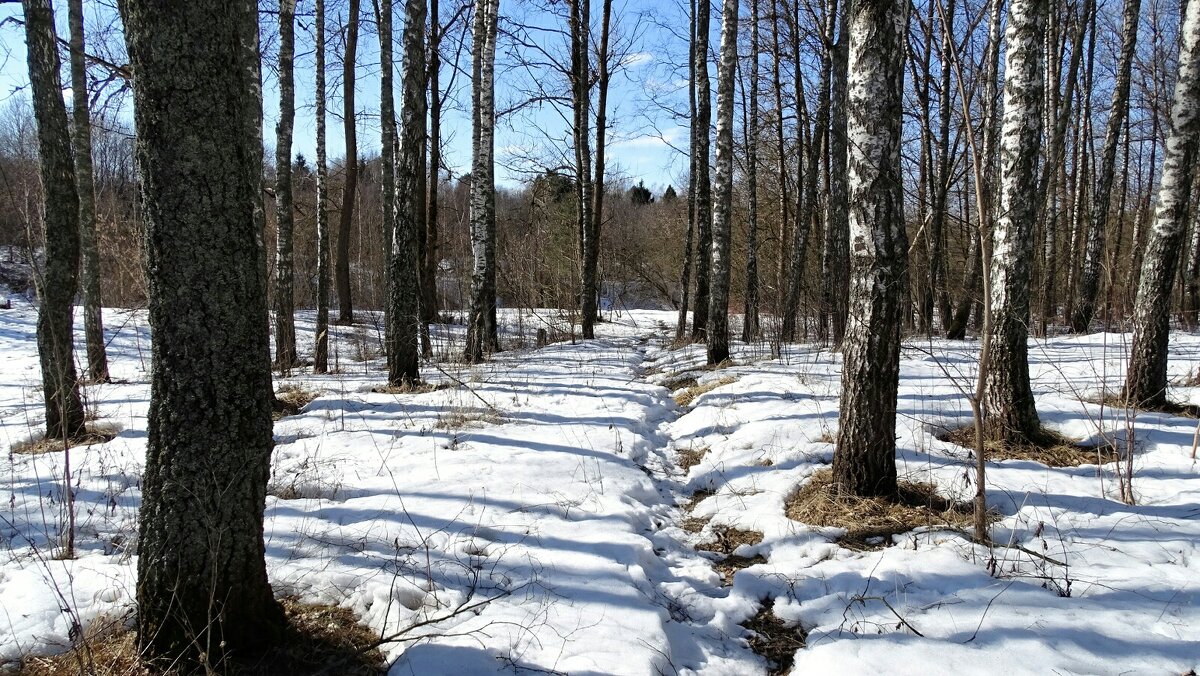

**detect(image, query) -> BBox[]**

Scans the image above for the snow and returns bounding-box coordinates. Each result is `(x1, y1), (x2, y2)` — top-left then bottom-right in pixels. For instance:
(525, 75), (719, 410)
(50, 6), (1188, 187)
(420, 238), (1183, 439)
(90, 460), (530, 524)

(2, 299), (1199, 674)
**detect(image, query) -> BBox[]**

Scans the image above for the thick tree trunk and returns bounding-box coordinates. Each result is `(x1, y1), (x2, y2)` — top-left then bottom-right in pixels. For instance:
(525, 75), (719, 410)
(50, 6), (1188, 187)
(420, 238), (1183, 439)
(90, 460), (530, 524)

(274, 0), (298, 369)
(465, 0), (500, 362)
(122, 0), (285, 662)
(584, 0), (613, 339)
(1125, 0), (1200, 408)
(1073, 0), (1139, 332)
(706, 0), (738, 365)
(691, 0), (712, 341)
(24, 0), (86, 442)
(68, 0), (108, 384)
(832, 0), (908, 498)
(742, 0), (760, 344)
(315, 0), (331, 372)
(387, 0), (426, 386)
(336, 0), (360, 324)
(982, 0), (1047, 445)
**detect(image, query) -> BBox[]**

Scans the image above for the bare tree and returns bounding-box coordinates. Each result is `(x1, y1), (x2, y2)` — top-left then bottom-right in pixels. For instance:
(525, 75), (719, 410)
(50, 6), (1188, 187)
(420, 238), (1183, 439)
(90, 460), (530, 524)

(337, 0), (361, 324)
(982, 0), (1047, 445)
(741, 0), (760, 343)
(122, 0), (286, 662)
(705, 0), (738, 365)
(315, 0), (332, 372)
(831, 0), (908, 497)
(466, 0), (501, 361)
(68, 0), (108, 383)
(23, 0), (87, 442)
(388, 0), (427, 385)
(691, 0), (712, 341)
(424, 0), (444, 348)
(1125, 0), (1200, 408)
(274, 0), (299, 369)
(582, 0), (613, 338)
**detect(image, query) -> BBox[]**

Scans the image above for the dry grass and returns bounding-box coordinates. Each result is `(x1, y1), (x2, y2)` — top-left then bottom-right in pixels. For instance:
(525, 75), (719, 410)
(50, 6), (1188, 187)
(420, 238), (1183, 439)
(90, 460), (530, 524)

(743, 599), (806, 676)
(435, 407), (503, 430)
(272, 384), (321, 419)
(11, 426), (118, 455)
(370, 381), (452, 395)
(1093, 391), (1200, 419)
(673, 376), (737, 407)
(18, 599), (385, 675)
(786, 469), (978, 550)
(662, 375), (699, 392)
(676, 446), (709, 472)
(938, 425), (1119, 467)
(683, 487), (715, 512)
(814, 430), (835, 444)
(694, 525), (764, 555)
(680, 515), (711, 533)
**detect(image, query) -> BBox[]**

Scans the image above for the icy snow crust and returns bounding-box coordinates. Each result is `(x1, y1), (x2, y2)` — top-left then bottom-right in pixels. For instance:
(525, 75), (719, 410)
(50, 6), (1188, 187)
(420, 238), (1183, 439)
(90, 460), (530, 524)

(1, 302), (1197, 674)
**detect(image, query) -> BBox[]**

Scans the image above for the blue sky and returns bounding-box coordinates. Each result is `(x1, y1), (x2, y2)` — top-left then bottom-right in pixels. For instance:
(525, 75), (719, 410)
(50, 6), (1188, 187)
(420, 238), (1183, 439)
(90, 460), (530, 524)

(0, 0), (694, 194)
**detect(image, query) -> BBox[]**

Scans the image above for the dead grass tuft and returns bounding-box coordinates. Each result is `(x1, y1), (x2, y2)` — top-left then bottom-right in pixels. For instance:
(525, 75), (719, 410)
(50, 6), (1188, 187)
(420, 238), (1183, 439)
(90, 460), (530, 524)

(435, 407), (502, 430)
(694, 525), (764, 556)
(673, 376), (737, 407)
(18, 600), (385, 675)
(676, 446), (709, 472)
(680, 515), (711, 533)
(683, 487), (715, 512)
(371, 381), (452, 395)
(786, 469), (978, 550)
(815, 430), (835, 444)
(273, 384), (321, 419)
(1093, 391), (1200, 419)
(11, 426), (118, 455)
(662, 375), (699, 392)
(743, 598), (806, 676)
(938, 425), (1118, 467)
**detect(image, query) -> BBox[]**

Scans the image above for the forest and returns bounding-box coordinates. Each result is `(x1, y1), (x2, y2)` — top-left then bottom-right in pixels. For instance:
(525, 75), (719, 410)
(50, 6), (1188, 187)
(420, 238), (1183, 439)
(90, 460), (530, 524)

(0, 0), (1198, 673)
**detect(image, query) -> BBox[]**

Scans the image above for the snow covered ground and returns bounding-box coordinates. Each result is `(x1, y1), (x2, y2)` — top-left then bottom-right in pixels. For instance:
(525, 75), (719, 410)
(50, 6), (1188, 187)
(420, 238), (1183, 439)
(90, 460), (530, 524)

(1, 298), (1198, 674)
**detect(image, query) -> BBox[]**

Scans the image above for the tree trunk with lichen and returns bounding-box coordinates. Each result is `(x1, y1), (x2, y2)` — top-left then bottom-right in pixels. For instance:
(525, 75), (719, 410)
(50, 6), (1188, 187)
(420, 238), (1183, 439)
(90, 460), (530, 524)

(24, 0), (86, 442)
(832, 0), (909, 498)
(465, 0), (500, 362)
(122, 0), (285, 663)
(274, 0), (298, 369)
(706, 0), (738, 365)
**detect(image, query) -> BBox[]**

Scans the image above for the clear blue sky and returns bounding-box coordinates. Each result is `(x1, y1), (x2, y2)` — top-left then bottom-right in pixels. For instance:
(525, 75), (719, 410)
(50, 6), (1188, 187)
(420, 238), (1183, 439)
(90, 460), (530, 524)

(0, 0), (694, 194)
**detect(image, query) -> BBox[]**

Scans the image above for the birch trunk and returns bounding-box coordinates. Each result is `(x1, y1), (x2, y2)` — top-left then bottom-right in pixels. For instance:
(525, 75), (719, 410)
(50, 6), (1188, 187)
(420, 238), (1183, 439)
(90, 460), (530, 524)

(706, 0), (738, 365)
(388, 0), (426, 386)
(584, 0), (613, 339)
(982, 0), (1047, 445)
(68, 0), (108, 383)
(675, 0), (698, 343)
(424, 0), (442, 342)
(1125, 0), (1200, 408)
(274, 0), (298, 369)
(465, 0), (500, 362)
(832, 0), (908, 498)
(122, 0), (285, 660)
(23, 0), (86, 442)
(691, 0), (713, 341)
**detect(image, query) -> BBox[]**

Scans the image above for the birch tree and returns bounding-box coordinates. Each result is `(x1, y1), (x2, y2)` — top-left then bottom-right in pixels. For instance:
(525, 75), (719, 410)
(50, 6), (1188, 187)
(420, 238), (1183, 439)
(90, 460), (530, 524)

(982, 0), (1048, 445)
(423, 0), (443, 344)
(691, 0), (713, 341)
(68, 0), (108, 383)
(706, 0), (738, 365)
(122, 0), (286, 661)
(582, 0), (613, 339)
(465, 0), (501, 362)
(832, 0), (908, 497)
(388, 0), (426, 385)
(337, 0), (360, 324)
(1125, 0), (1200, 408)
(274, 0), (298, 369)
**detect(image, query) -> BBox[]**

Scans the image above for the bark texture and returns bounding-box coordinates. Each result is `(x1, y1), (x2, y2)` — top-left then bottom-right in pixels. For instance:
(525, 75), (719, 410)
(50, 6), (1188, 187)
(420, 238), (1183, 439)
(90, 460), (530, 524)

(24, 0), (86, 442)
(691, 0), (712, 341)
(741, 0), (760, 344)
(706, 0), (738, 365)
(982, 0), (1047, 445)
(583, 0), (613, 339)
(68, 0), (108, 384)
(465, 0), (500, 362)
(832, 0), (908, 498)
(1125, 0), (1200, 408)
(274, 0), (298, 369)
(336, 0), (360, 324)
(423, 0), (442, 340)
(122, 0), (285, 662)
(315, 0), (331, 372)
(387, 0), (426, 386)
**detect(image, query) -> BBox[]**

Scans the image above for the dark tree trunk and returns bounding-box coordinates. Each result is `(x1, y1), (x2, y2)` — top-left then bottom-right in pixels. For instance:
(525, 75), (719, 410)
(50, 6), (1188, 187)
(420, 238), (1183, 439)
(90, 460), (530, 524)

(379, 0), (396, 301)
(741, 0), (760, 344)
(314, 0), (331, 372)
(274, 0), (298, 369)
(676, 0), (698, 343)
(68, 0), (108, 384)
(706, 0), (738, 365)
(820, 0), (850, 347)
(691, 0), (712, 341)
(983, 0), (1047, 445)
(832, 0), (908, 498)
(388, 0), (426, 386)
(336, 0), (360, 324)
(25, 0), (86, 442)
(122, 0), (285, 663)
(423, 0), (442, 348)
(1125, 0), (1200, 408)
(584, 0), (613, 339)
